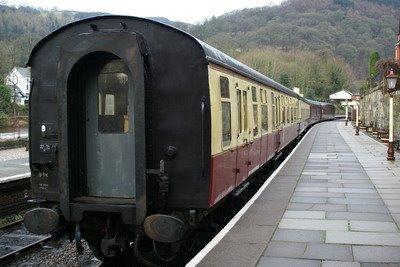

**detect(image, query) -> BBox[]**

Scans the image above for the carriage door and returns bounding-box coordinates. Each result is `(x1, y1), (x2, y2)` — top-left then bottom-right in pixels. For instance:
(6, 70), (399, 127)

(235, 85), (250, 185)
(86, 57), (135, 198)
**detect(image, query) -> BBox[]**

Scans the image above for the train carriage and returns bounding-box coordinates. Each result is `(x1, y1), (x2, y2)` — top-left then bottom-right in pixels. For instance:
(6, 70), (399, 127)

(24, 15), (334, 263)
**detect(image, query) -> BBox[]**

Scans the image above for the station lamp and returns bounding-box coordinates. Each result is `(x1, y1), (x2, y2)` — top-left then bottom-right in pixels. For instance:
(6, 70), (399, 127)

(385, 68), (399, 161)
(386, 69), (398, 92)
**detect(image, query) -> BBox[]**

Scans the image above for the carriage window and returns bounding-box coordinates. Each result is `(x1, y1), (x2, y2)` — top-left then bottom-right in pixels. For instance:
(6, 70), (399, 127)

(271, 93), (275, 128)
(253, 104), (258, 136)
(237, 89), (242, 132)
(243, 91), (248, 131)
(278, 96), (281, 125)
(97, 59), (129, 134)
(252, 86), (257, 102)
(105, 94), (115, 115)
(222, 102), (232, 147)
(261, 105), (268, 133)
(220, 76), (230, 98)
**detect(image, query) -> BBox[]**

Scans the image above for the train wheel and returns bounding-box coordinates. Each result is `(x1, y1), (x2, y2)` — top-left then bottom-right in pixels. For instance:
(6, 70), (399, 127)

(88, 240), (135, 266)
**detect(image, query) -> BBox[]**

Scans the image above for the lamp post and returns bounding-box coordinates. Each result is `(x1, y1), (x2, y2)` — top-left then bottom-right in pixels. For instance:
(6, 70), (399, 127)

(355, 103), (359, 135)
(386, 69), (398, 161)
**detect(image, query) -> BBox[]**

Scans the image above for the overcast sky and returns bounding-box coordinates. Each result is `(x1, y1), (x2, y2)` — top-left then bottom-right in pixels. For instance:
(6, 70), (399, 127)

(5, 0), (285, 23)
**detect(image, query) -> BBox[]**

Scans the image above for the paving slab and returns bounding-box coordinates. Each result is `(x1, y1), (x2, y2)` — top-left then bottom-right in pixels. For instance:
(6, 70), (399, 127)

(283, 210), (325, 219)
(293, 192), (345, 198)
(263, 241), (307, 258)
(279, 218), (349, 231)
(353, 246), (400, 263)
(302, 243), (353, 261)
(258, 257), (321, 267)
(309, 204), (348, 212)
(322, 261), (361, 267)
(291, 196), (328, 204)
(349, 220), (398, 232)
(326, 211), (393, 222)
(272, 229), (324, 243)
(328, 197), (384, 205)
(348, 204), (390, 213)
(326, 231), (400, 246)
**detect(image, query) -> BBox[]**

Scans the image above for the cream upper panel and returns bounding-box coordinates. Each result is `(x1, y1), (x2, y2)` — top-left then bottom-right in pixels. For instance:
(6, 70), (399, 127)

(208, 63), (310, 155)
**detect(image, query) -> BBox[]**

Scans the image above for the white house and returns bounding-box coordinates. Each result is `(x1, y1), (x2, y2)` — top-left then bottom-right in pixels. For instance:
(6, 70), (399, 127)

(5, 67), (31, 105)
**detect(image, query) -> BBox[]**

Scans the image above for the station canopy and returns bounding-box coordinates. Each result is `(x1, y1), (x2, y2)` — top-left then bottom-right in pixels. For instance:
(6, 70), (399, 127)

(329, 90), (352, 101)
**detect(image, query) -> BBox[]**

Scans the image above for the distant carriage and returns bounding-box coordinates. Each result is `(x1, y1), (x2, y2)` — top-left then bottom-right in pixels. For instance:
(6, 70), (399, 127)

(24, 16), (334, 263)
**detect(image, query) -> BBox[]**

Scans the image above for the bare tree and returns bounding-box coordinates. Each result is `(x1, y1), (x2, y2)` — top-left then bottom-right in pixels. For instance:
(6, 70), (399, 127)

(6, 72), (20, 139)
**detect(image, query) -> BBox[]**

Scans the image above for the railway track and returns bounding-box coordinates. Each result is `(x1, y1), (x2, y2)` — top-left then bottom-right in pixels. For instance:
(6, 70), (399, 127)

(0, 222), (103, 266)
(0, 177), (34, 219)
(0, 222), (51, 264)
(0, 176), (50, 264)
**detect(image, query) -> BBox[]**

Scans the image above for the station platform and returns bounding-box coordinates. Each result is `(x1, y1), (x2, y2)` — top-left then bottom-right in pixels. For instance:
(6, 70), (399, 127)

(0, 147), (29, 183)
(188, 120), (400, 266)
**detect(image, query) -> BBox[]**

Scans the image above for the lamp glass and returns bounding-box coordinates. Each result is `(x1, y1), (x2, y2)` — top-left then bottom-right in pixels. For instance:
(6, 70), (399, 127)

(387, 77), (398, 90)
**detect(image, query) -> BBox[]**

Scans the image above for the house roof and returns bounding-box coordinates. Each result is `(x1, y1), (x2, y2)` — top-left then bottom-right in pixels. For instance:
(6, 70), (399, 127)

(15, 67), (30, 78)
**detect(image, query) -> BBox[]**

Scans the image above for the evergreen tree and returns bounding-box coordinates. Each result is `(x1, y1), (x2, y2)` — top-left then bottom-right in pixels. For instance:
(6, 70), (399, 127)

(279, 72), (292, 88)
(368, 51), (380, 80)
(0, 83), (12, 117)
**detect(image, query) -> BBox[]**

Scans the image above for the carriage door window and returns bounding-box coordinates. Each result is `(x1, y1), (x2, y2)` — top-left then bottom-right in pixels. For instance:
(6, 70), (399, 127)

(271, 93), (275, 129)
(243, 90), (248, 132)
(237, 86), (242, 133)
(252, 86), (258, 136)
(261, 89), (268, 134)
(282, 97), (286, 124)
(98, 60), (129, 133)
(220, 76), (231, 148)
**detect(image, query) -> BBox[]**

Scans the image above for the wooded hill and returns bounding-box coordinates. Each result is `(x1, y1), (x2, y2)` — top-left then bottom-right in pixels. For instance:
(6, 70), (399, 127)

(190, 0), (399, 78)
(190, 0), (400, 99)
(0, 0), (399, 101)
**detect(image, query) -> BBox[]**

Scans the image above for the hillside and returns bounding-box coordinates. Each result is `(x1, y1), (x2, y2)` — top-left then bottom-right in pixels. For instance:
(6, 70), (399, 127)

(0, 5), (106, 81)
(189, 0), (400, 79)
